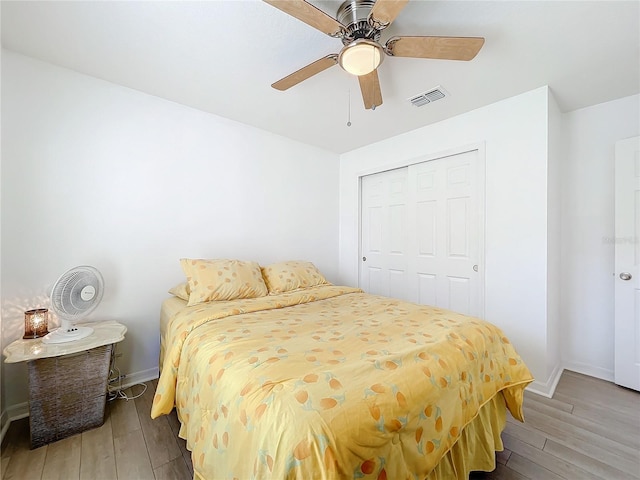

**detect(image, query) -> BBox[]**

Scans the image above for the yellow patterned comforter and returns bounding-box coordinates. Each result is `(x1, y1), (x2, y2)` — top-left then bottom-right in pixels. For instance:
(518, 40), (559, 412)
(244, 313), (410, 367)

(151, 285), (533, 479)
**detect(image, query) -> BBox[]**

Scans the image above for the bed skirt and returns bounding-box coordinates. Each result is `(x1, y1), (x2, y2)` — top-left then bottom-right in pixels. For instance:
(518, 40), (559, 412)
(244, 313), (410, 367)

(189, 391), (508, 480)
(428, 392), (507, 479)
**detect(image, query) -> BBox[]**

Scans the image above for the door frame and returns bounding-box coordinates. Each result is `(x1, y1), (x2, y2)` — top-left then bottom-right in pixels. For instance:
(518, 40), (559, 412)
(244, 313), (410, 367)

(357, 143), (486, 317)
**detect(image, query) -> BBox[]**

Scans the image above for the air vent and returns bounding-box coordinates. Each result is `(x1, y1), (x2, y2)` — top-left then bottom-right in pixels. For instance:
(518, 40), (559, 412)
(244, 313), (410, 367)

(408, 86), (448, 107)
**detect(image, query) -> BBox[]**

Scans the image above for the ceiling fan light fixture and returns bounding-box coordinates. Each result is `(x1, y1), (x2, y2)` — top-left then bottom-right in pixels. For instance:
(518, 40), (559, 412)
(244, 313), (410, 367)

(338, 39), (383, 76)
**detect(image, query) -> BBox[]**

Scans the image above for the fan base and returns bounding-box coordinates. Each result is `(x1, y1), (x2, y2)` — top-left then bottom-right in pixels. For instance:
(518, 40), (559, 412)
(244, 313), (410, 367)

(42, 326), (94, 344)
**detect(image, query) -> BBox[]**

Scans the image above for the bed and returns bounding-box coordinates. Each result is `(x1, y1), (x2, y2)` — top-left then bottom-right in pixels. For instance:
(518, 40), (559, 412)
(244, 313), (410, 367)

(151, 259), (533, 480)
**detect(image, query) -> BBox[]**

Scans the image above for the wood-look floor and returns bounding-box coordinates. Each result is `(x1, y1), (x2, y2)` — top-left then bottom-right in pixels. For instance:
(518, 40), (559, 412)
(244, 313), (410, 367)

(1, 370), (639, 479)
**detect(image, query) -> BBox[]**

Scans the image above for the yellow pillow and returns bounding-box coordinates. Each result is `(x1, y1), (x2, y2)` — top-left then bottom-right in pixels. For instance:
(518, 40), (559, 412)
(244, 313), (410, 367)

(261, 261), (330, 295)
(168, 282), (190, 301)
(180, 258), (268, 306)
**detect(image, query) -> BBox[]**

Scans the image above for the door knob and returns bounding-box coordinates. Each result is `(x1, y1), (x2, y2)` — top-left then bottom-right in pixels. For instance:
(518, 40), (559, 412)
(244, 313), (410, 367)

(620, 272), (632, 281)
(473, 265), (478, 272)
(362, 256), (367, 262)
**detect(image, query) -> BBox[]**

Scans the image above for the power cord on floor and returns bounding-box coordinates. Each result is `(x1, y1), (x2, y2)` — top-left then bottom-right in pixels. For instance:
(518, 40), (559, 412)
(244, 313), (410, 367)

(107, 347), (148, 401)
(107, 364), (148, 401)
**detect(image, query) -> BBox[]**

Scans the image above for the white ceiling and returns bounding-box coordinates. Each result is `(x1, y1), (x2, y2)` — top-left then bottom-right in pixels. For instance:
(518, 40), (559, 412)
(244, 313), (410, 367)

(2, 0), (639, 153)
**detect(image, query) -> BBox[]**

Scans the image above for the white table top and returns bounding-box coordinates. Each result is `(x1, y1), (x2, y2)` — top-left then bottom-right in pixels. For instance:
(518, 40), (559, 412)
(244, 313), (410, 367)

(3, 320), (127, 363)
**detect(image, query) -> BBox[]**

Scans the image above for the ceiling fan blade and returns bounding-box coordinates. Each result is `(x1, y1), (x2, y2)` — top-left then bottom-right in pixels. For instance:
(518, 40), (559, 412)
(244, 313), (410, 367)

(369, 0), (409, 29)
(385, 36), (485, 60)
(272, 55), (338, 91)
(358, 69), (383, 110)
(263, 0), (345, 37)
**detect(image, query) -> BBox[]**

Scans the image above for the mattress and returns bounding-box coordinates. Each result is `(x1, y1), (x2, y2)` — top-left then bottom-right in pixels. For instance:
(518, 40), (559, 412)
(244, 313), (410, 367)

(153, 285), (533, 479)
(159, 295), (187, 373)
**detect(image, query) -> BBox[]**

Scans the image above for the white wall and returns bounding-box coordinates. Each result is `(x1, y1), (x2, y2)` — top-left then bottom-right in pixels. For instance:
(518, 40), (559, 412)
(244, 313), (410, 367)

(339, 87), (559, 395)
(561, 94), (640, 381)
(546, 89), (563, 386)
(3, 46), (637, 422)
(0, 51), (340, 412)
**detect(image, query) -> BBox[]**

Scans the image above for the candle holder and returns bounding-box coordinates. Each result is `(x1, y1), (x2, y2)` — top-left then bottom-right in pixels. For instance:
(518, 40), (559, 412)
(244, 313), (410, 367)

(24, 309), (49, 339)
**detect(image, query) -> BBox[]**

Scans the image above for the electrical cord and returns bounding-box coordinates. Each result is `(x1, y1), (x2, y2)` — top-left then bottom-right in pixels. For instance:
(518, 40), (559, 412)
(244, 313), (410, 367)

(107, 364), (148, 401)
(107, 348), (148, 401)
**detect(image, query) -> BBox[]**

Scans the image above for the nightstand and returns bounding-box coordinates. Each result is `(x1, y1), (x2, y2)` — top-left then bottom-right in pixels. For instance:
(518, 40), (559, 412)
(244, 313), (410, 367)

(3, 320), (127, 448)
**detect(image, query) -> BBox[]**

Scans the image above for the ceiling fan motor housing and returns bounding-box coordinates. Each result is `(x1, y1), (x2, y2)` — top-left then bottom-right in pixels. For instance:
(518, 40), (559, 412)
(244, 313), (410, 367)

(337, 0), (381, 44)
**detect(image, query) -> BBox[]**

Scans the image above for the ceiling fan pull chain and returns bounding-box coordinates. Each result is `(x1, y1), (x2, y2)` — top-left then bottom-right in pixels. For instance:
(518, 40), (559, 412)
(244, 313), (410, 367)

(347, 89), (352, 127)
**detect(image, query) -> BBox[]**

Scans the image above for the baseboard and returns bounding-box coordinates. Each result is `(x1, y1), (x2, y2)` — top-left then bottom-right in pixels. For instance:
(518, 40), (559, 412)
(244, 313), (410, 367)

(0, 402), (29, 445)
(117, 367), (159, 390)
(0, 367), (159, 445)
(526, 363), (564, 398)
(561, 361), (614, 383)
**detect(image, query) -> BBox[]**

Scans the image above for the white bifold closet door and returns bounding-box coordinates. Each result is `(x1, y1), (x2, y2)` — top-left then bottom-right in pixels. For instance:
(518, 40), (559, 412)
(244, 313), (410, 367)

(360, 149), (483, 317)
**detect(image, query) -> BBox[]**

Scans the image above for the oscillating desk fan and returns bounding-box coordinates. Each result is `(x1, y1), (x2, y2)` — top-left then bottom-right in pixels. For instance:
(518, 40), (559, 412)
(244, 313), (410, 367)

(42, 265), (104, 344)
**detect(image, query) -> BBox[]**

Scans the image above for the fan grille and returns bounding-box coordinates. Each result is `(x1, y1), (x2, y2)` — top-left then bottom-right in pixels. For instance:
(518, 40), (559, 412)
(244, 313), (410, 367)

(51, 266), (104, 319)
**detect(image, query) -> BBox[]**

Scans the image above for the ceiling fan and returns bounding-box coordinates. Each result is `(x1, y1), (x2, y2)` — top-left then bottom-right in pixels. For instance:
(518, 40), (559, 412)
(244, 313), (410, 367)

(264, 0), (484, 110)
